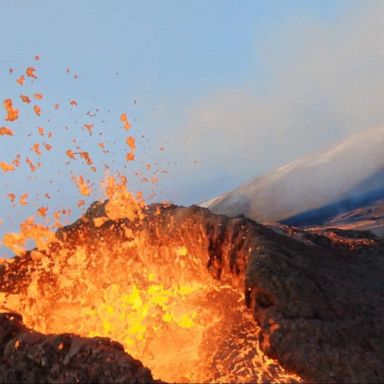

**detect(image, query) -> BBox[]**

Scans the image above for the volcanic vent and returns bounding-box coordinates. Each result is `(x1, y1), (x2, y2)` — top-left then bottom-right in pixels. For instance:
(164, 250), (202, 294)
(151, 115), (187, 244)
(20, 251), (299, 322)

(0, 202), (302, 383)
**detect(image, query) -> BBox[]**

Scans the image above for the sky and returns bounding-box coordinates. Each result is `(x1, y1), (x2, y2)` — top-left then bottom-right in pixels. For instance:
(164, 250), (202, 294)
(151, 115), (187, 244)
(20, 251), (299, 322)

(1, 0), (384, 254)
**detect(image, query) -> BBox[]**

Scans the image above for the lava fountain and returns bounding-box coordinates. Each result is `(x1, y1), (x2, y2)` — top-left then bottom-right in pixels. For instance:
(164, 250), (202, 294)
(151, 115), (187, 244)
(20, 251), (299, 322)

(0, 58), (302, 382)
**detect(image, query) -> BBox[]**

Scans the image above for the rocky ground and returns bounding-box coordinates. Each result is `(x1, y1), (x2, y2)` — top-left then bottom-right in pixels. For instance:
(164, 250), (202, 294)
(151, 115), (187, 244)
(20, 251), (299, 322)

(309, 198), (384, 236)
(1, 203), (384, 383)
(0, 312), (159, 383)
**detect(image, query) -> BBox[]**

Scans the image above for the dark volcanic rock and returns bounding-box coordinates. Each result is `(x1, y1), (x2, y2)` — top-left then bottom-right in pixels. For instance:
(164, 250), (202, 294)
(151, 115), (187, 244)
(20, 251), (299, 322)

(1, 203), (384, 383)
(0, 312), (158, 384)
(244, 230), (384, 383)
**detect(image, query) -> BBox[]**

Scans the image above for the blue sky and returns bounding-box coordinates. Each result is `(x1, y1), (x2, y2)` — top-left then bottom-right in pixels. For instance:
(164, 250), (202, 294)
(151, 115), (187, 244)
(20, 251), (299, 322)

(1, 0), (383, 254)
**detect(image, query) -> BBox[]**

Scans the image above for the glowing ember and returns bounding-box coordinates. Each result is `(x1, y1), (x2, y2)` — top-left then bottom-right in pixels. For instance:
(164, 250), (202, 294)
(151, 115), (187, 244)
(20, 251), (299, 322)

(79, 151), (94, 167)
(84, 123), (94, 135)
(121, 112), (132, 130)
(3, 98), (19, 121)
(0, 162), (15, 172)
(33, 105), (41, 116)
(65, 149), (76, 160)
(26, 66), (38, 79)
(32, 143), (42, 156)
(20, 95), (31, 103)
(0, 127), (14, 136)
(19, 193), (28, 206)
(16, 75), (25, 85)
(37, 206), (48, 218)
(72, 175), (92, 196)
(126, 151), (135, 161)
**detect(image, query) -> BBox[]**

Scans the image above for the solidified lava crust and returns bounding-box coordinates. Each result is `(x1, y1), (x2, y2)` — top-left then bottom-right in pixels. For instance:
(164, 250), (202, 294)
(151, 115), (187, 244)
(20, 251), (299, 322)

(0, 312), (160, 383)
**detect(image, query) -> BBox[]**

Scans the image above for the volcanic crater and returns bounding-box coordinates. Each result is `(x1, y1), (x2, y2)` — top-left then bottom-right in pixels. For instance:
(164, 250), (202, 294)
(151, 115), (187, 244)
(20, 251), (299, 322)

(0, 203), (383, 383)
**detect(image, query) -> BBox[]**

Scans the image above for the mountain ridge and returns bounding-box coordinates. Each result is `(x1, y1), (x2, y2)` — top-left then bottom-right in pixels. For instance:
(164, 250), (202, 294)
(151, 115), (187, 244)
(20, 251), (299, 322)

(201, 126), (384, 226)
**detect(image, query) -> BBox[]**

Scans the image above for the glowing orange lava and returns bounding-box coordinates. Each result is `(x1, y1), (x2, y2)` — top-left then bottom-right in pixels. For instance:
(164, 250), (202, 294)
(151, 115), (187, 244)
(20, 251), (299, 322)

(0, 197), (301, 383)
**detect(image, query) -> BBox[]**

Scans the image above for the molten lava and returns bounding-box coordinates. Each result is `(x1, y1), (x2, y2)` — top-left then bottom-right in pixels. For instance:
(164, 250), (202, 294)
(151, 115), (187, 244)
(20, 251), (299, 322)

(0, 200), (302, 383)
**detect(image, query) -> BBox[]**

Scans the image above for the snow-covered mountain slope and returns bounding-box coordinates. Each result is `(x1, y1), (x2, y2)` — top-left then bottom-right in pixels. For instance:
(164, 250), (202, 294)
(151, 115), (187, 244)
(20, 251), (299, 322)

(201, 126), (384, 223)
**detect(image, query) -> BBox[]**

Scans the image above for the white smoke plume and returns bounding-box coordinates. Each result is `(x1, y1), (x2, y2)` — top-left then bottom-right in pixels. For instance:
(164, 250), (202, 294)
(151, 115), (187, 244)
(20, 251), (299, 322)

(163, 1), (384, 205)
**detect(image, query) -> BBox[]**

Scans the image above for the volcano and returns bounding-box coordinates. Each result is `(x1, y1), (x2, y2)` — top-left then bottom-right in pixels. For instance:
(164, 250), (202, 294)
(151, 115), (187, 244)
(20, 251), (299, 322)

(1, 203), (383, 383)
(1, 32), (384, 383)
(201, 126), (384, 228)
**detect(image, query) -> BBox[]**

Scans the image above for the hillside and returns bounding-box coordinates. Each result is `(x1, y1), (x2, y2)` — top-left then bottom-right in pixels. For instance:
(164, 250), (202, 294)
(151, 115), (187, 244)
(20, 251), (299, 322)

(201, 126), (384, 224)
